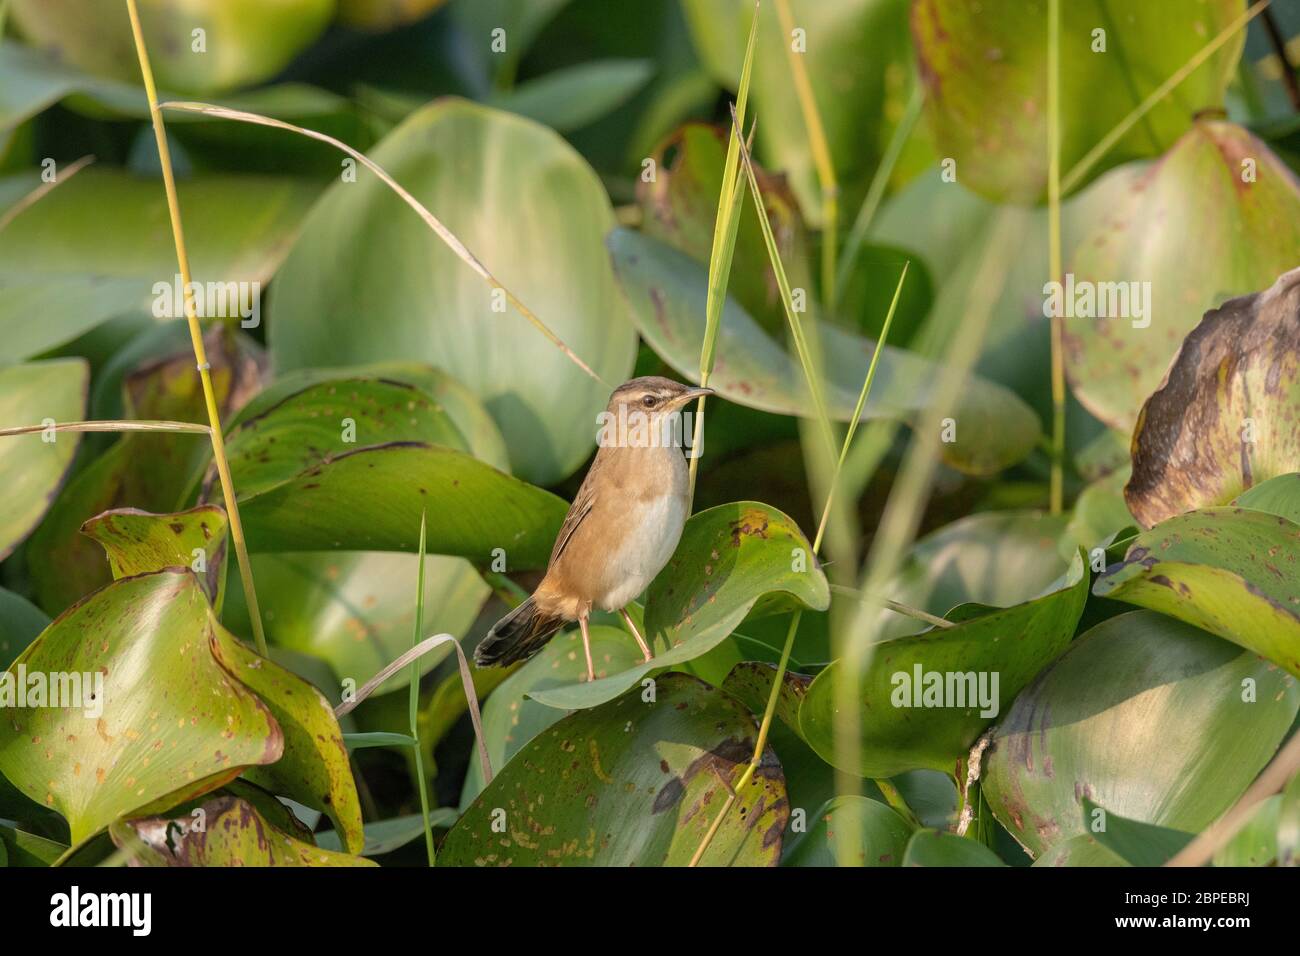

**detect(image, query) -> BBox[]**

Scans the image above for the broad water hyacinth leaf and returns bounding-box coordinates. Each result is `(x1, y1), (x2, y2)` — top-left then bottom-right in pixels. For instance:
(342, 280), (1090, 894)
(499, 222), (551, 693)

(726, 547), (1088, 778)
(866, 511), (1073, 641)
(0, 571), (283, 847)
(1093, 507), (1300, 678)
(608, 228), (1040, 475)
(213, 376), (567, 566)
(81, 505), (229, 605)
(210, 627), (365, 855)
(0, 169), (319, 362)
(912, 0), (1244, 203)
(1124, 265), (1300, 527)
(902, 829), (1005, 867)
(8, 0), (333, 95)
(110, 796), (375, 867)
(782, 795), (913, 867)
(269, 98), (637, 485)
(461, 624), (644, 807)
(438, 674), (788, 866)
(0, 589), (49, 670)
(1064, 122), (1300, 434)
(527, 502), (829, 711)
(1079, 798), (1193, 867)
(983, 611), (1298, 858)
(0, 358), (88, 561)
(799, 552), (1088, 778)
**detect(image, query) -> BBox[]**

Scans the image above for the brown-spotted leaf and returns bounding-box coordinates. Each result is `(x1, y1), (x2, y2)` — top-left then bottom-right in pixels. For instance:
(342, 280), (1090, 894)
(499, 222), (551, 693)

(0, 571), (283, 847)
(209, 626), (365, 855)
(81, 505), (228, 605)
(1126, 266), (1300, 528)
(110, 796), (374, 867)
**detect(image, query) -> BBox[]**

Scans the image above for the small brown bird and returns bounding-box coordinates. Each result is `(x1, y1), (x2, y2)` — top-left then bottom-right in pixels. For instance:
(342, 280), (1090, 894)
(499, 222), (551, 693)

(474, 376), (712, 681)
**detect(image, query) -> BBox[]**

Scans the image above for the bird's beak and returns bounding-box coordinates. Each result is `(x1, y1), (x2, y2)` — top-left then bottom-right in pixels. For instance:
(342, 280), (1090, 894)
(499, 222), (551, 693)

(677, 386), (714, 404)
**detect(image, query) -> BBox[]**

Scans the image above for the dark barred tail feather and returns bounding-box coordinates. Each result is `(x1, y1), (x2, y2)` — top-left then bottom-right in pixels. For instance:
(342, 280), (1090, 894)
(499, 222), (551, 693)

(473, 596), (567, 667)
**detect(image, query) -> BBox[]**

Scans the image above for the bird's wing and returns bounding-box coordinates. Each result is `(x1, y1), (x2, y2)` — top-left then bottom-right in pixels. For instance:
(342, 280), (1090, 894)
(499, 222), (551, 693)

(548, 463), (599, 567)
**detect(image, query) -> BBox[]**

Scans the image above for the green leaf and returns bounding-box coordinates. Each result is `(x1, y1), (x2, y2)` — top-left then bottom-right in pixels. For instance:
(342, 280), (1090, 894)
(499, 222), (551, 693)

(872, 162), (1139, 422)
(438, 673), (787, 866)
(210, 626), (365, 855)
(1094, 507), (1300, 678)
(0, 588), (49, 670)
(797, 552), (1089, 778)
(109, 796), (375, 867)
(1233, 473), (1300, 524)
(1065, 124), (1300, 437)
(489, 59), (654, 133)
(527, 501), (829, 711)
(269, 98), (637, 485)
(0, 358), (88, 560)
(0, 37), (351, 130)
(913, 0), (1244, 202)
(608, 227), (1040, 476)
(230, 362), (511, 470)
(783, 796), (913, 867)
(81, 505), (228, 606)
(1031, 833), (1127, 867)
(0, 571), (283, 846)
(342, 732), (417, 750)
(216, 376), (568, 566)
(983, 610), (1298, 859)
(225, 551), (489, 697)
(868, 511), (1075, 641)
(315, 809), (461, 856)
(0, 169), (318, 362)
(7, 1), (333, 96)
(0, 823), (66, 867)
(27, 325), (261, 613)
(902, 829), (1006, 867)
(1212, 795), (1279, 867)
(680, 0), (918, 224)
(1081, 798), (1193, 867)
(1065, 467), (1133, 554)
(461, 624), (646, 808)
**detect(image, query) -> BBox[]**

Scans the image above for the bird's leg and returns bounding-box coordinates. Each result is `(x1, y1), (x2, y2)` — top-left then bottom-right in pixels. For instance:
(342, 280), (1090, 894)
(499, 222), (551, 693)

(578, 611), (596, 682)
(618, 607), (653, 663)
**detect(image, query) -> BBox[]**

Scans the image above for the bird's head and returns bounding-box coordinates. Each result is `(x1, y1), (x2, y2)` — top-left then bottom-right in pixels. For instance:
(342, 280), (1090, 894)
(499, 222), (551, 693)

(605, 376), (713, 419)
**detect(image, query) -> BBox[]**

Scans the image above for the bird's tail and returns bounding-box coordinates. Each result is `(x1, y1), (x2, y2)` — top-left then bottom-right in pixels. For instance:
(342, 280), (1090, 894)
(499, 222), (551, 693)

(473, 596), (567, 667)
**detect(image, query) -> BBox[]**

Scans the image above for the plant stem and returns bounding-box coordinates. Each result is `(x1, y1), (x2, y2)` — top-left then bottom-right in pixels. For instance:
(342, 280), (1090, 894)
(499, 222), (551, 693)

(409, 512), (436, 866)
(688, 1), (762, 502)
(0, 419), (210, 438)
(126, 0), (267, 656)
(1047, 0), (1064, 516)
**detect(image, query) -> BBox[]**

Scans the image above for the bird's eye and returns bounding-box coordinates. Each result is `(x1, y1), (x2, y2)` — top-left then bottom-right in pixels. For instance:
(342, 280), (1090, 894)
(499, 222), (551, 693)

(642, 395), (657, 408)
